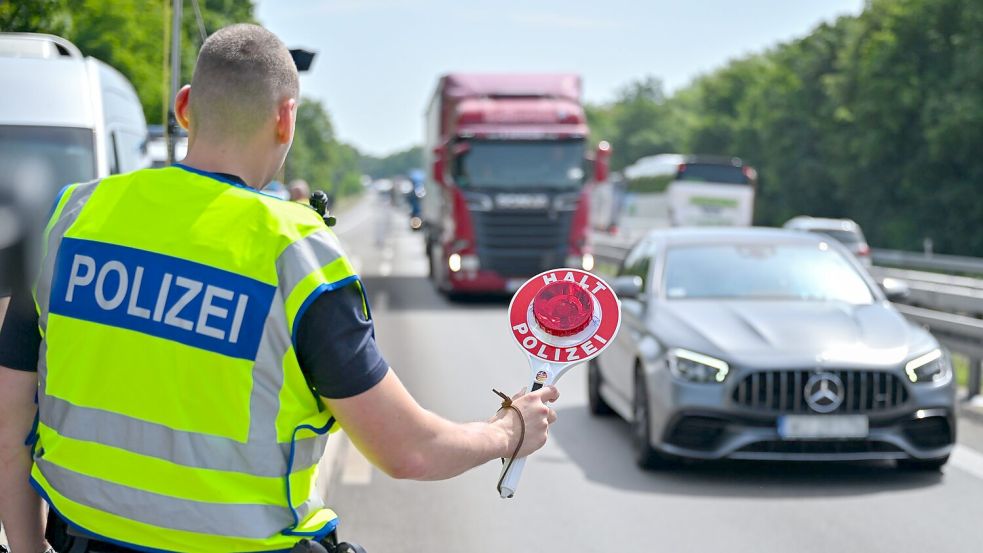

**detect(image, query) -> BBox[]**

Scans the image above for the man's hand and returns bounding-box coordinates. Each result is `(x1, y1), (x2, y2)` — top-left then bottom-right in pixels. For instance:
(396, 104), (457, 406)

(491, 386), (560, 459)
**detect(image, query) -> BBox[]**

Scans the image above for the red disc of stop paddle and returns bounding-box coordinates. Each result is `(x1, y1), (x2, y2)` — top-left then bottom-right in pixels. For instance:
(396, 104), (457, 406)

(508, 268), (622, 365)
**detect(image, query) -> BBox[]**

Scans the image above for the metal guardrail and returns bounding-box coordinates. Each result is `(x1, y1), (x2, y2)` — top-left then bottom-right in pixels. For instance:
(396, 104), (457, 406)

(872, 248), (983, 275)
(592, 234), (633, 267)
(870, 267), (983, 317)
(591, 235), (983, 398)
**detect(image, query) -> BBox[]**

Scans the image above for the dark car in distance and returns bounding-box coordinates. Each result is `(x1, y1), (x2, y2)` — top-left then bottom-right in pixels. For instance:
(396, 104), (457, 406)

(593, 228), (956, 470)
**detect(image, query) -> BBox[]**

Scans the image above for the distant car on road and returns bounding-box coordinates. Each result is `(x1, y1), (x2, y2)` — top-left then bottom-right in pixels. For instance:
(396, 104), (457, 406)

(592, 228), (955, 471)
(784, 216), (872, 266)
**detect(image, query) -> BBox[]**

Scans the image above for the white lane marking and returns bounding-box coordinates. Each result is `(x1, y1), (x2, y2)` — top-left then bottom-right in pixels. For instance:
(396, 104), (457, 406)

(950, 444), (983, 480)
(340, 435), (373, 485)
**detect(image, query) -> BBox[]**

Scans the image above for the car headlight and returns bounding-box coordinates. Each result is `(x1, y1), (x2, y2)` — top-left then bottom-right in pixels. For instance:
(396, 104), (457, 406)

(904, 349), (949, 383)
(668, 348), (730, 383)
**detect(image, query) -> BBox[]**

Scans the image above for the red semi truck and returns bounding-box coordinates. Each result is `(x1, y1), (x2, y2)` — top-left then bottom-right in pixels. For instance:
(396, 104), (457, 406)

(423, 73), (610, 297)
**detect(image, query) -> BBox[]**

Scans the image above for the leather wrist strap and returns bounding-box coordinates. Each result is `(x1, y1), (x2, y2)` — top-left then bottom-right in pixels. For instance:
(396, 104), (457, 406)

(493, 389), (525, 496)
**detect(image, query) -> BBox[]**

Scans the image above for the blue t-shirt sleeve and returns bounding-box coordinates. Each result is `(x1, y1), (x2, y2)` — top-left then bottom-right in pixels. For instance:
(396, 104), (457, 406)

(294, 282), (389, 399)
(0, 285), (41, 372)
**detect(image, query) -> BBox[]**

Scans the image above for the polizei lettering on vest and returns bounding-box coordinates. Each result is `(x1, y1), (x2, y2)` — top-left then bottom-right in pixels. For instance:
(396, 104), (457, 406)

(65, 254), (249, 343)
(50, 238), (275, 360)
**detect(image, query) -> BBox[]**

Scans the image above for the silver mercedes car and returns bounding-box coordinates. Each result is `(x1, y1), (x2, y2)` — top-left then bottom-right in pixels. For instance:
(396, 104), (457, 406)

(591, 228), (956, 470)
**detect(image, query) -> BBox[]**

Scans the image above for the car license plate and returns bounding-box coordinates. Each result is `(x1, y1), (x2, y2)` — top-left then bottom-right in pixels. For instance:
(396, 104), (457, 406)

(778, 415), (869, 439)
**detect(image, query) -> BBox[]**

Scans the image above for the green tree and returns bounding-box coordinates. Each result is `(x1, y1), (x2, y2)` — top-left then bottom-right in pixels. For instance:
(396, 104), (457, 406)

(586, 77), (678, 171)
(358, 145), (423, 179)
(0, 0), (255, 124)
(286, 98), (363, 198)
(591, 0), (983, 255)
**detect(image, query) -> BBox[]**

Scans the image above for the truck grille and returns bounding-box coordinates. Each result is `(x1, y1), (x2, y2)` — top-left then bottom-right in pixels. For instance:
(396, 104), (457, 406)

(471, 210), (571, 277)
(731, 370), (908, 413)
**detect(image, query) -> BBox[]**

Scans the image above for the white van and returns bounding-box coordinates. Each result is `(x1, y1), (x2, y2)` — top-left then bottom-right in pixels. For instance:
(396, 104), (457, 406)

(0, 33), (150, 205)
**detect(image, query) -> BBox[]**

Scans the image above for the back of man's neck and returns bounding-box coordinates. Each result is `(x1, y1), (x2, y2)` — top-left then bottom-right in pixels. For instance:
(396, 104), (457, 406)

(180, 152), (267, 190)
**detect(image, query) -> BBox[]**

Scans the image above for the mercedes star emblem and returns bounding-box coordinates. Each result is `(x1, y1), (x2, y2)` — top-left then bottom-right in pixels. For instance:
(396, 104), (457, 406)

(804, 372), (844, 413)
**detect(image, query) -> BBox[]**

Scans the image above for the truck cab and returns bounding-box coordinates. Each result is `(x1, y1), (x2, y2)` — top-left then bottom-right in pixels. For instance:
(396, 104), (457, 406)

(423, 74), (609, 296)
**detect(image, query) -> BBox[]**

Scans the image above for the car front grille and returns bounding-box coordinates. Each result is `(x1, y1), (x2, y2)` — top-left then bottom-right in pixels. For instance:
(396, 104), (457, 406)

(731, 370), (909, 413)
(471, 210), (571, 277)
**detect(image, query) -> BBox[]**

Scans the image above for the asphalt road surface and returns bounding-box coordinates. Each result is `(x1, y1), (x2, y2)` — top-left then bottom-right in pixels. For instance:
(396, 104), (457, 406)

(323, 195), (983, 553)
(4, 195), (982, 552)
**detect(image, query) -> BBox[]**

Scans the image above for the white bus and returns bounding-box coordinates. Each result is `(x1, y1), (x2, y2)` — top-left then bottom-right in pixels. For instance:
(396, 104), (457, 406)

(623, 154), (756, 227)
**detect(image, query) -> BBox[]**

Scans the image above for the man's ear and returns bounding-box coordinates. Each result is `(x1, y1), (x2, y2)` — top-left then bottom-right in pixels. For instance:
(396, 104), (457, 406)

(174, 85), (192, 130)
(275, 98), (297, 145)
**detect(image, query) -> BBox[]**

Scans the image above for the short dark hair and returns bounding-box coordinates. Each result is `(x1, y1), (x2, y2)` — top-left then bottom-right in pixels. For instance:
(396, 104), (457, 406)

(189, 24), (299, 139)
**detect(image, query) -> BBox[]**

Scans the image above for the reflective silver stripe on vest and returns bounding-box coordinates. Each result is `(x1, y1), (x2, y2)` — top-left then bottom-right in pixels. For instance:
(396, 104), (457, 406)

(36, 459), (292, 538)
(249, 292), (289, 445)
(35, 180), (100, 329)
(275, 230), (346, 299)
(38, 394), (325, 477)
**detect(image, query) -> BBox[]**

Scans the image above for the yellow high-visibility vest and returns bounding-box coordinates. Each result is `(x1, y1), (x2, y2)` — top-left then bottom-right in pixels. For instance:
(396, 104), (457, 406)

(30, 165), (360, 552)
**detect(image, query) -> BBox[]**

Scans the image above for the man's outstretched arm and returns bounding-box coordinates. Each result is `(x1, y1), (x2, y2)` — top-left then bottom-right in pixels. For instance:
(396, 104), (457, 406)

(0, 366), (47, 552)
(323, 369), (558, 481)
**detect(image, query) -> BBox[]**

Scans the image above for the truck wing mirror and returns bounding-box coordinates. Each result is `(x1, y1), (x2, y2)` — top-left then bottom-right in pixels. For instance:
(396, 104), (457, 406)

(432, 147), (447, 186)
(593, 141), (611, 183)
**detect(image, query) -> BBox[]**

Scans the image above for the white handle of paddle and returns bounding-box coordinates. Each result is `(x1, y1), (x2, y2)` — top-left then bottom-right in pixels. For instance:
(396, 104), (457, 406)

(497, 377), (549, 499)
(498, 456), (527, 499)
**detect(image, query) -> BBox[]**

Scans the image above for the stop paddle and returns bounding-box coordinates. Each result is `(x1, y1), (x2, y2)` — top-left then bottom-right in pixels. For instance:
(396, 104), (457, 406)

(499, 268), (622, 498)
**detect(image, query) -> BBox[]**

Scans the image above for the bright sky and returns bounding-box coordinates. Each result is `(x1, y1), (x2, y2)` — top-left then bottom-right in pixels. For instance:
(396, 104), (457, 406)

(256, 0), (864, 156)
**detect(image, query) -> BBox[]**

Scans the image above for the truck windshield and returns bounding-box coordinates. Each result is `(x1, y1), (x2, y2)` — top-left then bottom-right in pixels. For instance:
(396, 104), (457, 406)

(0, 126), (97, 192)
(453, 139), (586, 189)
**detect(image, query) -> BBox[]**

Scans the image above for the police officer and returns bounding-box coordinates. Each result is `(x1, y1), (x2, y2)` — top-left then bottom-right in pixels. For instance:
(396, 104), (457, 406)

(0, 24), (558, 553)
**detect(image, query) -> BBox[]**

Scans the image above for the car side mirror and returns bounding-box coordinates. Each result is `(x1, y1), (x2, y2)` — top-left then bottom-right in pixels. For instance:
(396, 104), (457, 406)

(612, 275), (643, 299)
(880, 277), (910, 301)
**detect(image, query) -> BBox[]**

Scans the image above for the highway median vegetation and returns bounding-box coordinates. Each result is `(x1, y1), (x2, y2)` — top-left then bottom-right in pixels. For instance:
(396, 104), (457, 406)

(587, 0), (983, 257)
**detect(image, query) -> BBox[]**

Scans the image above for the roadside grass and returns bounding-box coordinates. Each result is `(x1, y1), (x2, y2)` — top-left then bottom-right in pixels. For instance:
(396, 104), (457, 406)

(953, 354), (970, 388)
(594, 261), (619, 277)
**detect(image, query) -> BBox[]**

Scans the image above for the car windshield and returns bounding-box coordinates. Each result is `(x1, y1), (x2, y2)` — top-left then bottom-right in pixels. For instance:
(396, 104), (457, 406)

(452, 139), (585, 189)
(663, 242), (874, 303)
(0, 125), (97, 192)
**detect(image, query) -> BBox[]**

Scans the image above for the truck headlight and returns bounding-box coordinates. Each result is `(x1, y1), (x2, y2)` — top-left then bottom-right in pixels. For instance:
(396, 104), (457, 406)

(905, 349), (948, 383)
(566, 253), (594, 271)
(668, 348), (730, 383)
